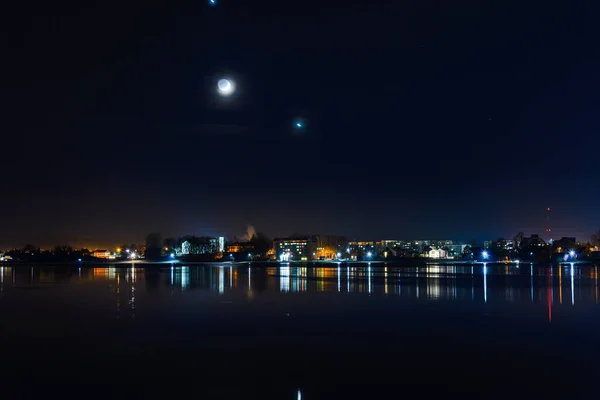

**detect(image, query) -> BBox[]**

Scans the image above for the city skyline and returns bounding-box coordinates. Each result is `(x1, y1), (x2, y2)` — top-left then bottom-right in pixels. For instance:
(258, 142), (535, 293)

(2, 224), (598, 253)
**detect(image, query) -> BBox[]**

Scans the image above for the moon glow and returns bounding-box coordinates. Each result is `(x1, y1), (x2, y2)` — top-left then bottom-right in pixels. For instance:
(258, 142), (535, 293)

(217, 79), (235, 96)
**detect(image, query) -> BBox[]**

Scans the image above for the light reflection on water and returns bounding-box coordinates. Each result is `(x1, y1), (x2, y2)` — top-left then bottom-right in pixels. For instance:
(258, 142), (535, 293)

(1, 263), (600, 319)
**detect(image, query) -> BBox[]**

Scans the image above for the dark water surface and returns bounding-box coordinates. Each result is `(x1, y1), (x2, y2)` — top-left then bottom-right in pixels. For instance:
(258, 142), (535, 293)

(1, 263), (599, 398)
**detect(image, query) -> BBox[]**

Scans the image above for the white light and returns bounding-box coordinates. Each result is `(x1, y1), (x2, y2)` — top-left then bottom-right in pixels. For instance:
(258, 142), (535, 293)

(483, 263), (488, 303)
(367, 252), (372, 258)
(217, 78), (235, 96)
(170, 253), (175, 258)
(569, 250), (575, 257)
(337, 252), (341, 258)
(482, 251), (489, 259)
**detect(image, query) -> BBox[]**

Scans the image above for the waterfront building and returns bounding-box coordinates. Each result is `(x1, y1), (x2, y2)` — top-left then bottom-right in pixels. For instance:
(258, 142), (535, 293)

(93, 249), (111, 259)
(273, 238), (316, 261)
(428, 248), (448, 259)
(180, 236), (220, 256)
(226, 241), (255, 254)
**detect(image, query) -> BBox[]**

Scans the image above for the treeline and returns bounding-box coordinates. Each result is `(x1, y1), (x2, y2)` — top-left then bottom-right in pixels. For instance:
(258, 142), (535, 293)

(3, 245), (91, 262)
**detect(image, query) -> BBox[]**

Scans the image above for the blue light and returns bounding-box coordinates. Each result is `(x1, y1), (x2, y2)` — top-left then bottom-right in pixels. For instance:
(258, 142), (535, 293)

(77, 258), (82, 262)
(208, 0), (217, 6)
(482, 251), (489, 259)
(569, 250), (575, 257)
(170, 253), (175, 259)
(294, 119), (304, 129)
(367, 252), (372, 258)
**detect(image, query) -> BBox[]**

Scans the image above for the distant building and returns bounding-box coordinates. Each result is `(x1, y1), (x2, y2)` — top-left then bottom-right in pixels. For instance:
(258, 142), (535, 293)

(428, 248), (448, 259)
(517, 234), (551, 262)
(180, 236), (220, 256)
(181, 241), (191, 255)
(498, 239), (513, 251)
(520, 234), (547, 248)
(273, 238), (316, 261)
(552, 237), (577, 253)
(349, 241), (376, 249)
(226, 242), (255, 254)
(379, 240), (455, 253)
(93, 250), (110, 259)
(446, 244), (467, 257)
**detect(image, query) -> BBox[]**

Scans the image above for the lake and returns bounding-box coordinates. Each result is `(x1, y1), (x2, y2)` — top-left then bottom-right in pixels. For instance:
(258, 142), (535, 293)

(1, 263), (599, 398)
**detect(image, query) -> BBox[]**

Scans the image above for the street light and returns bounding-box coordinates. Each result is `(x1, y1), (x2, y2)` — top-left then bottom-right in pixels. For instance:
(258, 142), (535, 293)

(367, 252), (372, 258)
(482, 251), (489, 260)
(336, 252), (342, 259)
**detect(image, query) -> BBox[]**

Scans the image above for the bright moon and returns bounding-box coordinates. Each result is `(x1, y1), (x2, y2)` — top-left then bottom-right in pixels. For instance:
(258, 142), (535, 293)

(217, 79), (235, 96)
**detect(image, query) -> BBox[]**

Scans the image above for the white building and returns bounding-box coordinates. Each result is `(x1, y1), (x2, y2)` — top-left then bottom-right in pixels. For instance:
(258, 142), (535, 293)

(428, 248), (448, 259)
(181, 241), (191, 255)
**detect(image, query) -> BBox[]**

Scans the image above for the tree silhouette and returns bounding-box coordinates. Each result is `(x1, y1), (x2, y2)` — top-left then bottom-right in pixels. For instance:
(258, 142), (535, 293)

(146, 233), (163, 249)
(591, 229), (600, 247)
(250, 232), (273, 256)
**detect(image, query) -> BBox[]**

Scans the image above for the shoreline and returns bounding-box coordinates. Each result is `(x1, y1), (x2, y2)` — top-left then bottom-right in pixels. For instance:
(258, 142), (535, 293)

(1, 259), (598, 267)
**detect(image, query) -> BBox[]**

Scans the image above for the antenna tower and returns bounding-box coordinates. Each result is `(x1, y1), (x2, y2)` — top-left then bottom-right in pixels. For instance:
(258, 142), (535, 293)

(544, 207), (552, 241)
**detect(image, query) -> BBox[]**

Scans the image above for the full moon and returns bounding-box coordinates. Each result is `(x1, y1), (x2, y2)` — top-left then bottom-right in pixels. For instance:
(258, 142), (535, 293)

(217, 79), (235, 96)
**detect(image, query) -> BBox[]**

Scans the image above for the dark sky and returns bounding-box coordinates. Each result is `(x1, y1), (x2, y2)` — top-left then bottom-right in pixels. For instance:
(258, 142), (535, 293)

(2, 0), (599, 248)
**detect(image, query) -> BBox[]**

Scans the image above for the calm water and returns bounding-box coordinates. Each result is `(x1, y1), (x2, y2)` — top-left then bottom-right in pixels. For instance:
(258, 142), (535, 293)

(1, 262), (600, 398)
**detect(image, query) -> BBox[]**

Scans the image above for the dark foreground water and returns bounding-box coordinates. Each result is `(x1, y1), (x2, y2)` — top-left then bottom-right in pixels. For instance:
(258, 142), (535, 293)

(1, 262), (599, 398)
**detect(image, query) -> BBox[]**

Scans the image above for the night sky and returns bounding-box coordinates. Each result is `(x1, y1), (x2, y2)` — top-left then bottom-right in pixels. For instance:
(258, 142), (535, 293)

(2, 0), (599, 248)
